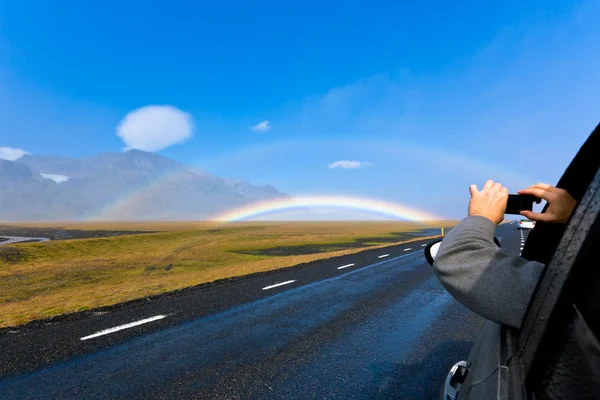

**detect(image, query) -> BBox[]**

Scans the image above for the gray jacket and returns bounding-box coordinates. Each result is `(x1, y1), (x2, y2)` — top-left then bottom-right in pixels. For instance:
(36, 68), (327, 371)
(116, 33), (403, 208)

(433, 216), (546, 398)
(434, 216), (545, 329)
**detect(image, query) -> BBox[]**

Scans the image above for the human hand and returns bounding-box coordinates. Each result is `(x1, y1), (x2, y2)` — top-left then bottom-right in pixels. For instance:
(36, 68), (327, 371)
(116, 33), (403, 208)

(518, 183), (576, 223)
(468, 180), (509, 225)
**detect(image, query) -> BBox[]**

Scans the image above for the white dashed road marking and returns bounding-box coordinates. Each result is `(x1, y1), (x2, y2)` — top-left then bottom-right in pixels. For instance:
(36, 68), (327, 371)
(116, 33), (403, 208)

(80, 315), (167, 341)
(262, 280), (297, 291)
(421, 244), (427, 247)
(378, 254), (389, 259)
(404, 248), (411, 251)
(337, 263), (355, 270)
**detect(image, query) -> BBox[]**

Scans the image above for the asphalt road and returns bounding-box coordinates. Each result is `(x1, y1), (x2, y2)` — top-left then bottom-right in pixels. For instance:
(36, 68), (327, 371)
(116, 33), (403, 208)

(0, 222), (527, 399)
(0, 236), (50, 245)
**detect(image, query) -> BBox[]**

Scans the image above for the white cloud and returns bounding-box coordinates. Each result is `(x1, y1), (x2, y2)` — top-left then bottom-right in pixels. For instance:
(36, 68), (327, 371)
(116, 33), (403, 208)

(251, 120), (271, 132)
(328, 160), (374, 169)
(0, 147), (30, 161)
(40, 173), (69, 183)
(116, 105), (194, 152)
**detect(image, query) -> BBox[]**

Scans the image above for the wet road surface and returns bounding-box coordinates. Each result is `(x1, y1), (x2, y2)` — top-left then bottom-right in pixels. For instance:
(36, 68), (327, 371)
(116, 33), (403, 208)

(0, 222), (526, 399)
(0, 236), (50, 245)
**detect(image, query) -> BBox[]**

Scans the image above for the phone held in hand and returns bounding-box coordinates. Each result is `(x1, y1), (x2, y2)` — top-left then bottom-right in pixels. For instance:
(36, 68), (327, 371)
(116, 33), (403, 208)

(505, 194), (537, 215)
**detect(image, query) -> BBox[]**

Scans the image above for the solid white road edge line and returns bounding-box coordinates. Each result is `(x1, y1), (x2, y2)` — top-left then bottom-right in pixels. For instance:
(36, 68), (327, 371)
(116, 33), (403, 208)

(262, 280), (297, 291)
(80, 315), (167, 341)
(378, 254), (389, 259)
(337, 263), (356, 270)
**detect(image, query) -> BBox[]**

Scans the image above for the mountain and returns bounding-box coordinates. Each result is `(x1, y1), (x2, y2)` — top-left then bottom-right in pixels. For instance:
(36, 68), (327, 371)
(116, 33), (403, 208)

(0, 150), (288, 221)
(0, 159), (88, 221)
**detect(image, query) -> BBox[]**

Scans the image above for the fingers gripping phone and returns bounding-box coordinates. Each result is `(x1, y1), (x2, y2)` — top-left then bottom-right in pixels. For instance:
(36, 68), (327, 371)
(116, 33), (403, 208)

(505, 194), (538, 215)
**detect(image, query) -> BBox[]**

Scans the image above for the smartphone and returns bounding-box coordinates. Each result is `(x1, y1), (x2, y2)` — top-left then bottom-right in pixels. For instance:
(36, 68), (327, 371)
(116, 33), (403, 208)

(505, 194), (537, 215)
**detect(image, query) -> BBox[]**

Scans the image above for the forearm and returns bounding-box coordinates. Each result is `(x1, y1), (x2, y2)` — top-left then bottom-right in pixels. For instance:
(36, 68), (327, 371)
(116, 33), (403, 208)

(433, 216), (545, 328)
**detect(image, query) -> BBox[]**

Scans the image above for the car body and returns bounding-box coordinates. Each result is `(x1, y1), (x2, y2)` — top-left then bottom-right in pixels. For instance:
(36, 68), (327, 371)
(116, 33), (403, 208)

(518, 219), (535, 229)
(438, 123), (600, 399)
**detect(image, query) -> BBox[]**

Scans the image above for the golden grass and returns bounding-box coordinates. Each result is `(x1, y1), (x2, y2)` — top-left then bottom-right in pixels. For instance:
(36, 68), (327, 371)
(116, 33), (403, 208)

(0, 221), (456, 327)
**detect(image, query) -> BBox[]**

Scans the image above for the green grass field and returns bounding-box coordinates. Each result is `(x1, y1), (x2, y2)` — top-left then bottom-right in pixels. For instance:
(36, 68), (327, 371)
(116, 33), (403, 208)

(0, 221), (455, 328)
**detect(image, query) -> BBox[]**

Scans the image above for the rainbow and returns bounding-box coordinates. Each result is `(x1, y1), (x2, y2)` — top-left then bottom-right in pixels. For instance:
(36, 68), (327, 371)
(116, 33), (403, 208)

(210, 195), (442, 222)
(89, 167), (443, 222)
(88, 168), (193, 221)
(88, 138), (530, 222)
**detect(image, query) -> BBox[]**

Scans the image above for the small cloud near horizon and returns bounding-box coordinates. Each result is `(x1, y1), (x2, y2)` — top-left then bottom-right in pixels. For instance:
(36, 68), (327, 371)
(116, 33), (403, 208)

(0, 147), (30, 161)
(117, 105), (194, 152)
(328, 160), (374, 169)
(251, 120), (271, 132)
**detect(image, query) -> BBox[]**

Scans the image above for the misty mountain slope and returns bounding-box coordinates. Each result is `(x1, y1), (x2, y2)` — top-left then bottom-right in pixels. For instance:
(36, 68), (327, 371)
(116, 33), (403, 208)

(0, 159), (89, 221)
(2, 150), (288, 221)
(18, 154), (89, 178)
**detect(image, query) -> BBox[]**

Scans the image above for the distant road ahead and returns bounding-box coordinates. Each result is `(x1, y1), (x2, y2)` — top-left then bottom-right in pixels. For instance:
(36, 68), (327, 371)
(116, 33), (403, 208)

(0, 236), (49, 245)
(0, 222), (527, 399)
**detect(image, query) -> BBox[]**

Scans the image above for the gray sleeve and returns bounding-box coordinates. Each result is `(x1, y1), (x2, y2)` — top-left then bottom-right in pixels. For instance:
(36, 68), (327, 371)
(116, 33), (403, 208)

(433, 216), (545, 328)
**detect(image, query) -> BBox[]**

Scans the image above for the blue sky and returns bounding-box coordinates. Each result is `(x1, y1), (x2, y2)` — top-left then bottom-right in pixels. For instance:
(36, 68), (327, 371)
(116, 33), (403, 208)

(1, 0), (599, 219)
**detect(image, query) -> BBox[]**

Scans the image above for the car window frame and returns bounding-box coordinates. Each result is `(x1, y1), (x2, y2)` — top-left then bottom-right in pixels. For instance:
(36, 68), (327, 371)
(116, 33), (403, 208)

(517, 167), (600, 375)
